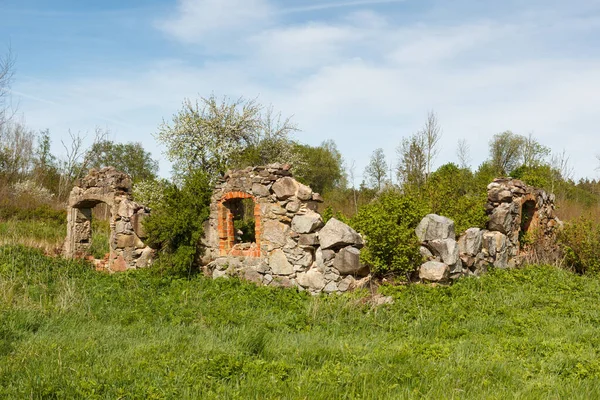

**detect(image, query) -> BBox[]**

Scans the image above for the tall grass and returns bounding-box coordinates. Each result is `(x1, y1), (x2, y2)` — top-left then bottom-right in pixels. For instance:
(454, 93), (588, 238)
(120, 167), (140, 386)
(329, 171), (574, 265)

(0, 219), (65, 254)
(2, 245), (600, 398)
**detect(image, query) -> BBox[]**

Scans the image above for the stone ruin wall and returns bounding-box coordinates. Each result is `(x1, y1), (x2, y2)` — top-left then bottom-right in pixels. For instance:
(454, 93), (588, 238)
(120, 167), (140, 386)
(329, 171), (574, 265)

(63, 167), (561, 287)
(202, 164), (369, 294)
(64, 167), (154, 272)
(418, 178), (561, 282)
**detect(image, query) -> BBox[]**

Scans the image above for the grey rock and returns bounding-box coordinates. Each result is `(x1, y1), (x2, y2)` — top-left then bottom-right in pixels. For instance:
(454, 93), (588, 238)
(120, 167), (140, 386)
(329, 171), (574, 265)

(318, 218), (364, 250)
(285, 200), (301, 213)
(296, 183), (313, 201)
(458, 228), (483, 256)
(296, 250), (314, 268)
(271, 276), (294, 288)
(487, 202), (514, 234)
(272, 177), (298, 200)
(251, 183), (270, 197)
(482, 231), (507, 258)
(213, 269), (229, 279)
(416, 214), (455, 242)
(428, 238), (460, 266)
(315, 248), (336, 270)
(291, 210), (324, 234)
(420, 246), (434, 260)
(243, 269), (263, 284)
(296, 269), (326, 290)
(337, 275), (355, 292)
(269, 249), (294, 275)
(135, 247), (154, 268)
(419, 261), (450, 282)
(298, 233), (319, 247)
(488, 189), (512, 203)
(323, 281), (338, 294)
(332, 246), (369, 276)
(261, 220), (290, 248)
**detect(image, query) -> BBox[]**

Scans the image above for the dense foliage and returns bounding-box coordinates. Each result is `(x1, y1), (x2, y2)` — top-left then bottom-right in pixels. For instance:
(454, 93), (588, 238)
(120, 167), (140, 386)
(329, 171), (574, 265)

(351, 190), (426, 277)
(418, 163), (489, 234)
(86, 140), (159, 183)
(559, 216), (600, 275)
(143, 170), (212, 275)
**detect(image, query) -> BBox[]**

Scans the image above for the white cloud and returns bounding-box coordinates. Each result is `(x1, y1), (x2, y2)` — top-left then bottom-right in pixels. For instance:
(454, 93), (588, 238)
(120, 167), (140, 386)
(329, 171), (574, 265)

(157, 0), (274, 43)
(12, 1), (600, 181)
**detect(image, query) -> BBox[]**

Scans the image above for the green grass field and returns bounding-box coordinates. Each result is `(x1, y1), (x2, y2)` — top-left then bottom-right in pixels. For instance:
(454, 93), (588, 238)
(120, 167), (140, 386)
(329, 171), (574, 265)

(2, 246), (600, 398)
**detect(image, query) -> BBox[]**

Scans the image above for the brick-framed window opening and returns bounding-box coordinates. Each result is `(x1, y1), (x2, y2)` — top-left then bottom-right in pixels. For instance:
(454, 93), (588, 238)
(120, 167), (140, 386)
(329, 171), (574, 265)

(218, 192), (262, 257)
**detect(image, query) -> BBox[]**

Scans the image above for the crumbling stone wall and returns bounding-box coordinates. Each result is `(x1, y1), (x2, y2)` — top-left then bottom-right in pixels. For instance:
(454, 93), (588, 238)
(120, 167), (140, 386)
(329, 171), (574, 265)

(203, 164), (369, 294)
(64, 167), (154, 272)
(418, 178), (561, 282)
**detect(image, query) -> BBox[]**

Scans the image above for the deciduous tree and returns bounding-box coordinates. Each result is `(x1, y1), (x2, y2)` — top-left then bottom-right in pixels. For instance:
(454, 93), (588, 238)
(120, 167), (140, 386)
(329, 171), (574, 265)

(364, 148), (387, 191)
(156, 95), (298, 179)
(86, 140), (159, 183)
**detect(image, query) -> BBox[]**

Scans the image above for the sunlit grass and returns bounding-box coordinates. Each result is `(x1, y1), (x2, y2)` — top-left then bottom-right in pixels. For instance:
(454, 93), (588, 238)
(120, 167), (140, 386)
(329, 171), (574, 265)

(2, 245), (600, 398)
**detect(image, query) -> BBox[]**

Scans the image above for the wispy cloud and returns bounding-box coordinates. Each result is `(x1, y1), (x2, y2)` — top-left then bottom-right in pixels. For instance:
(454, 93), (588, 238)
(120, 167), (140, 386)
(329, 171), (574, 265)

(281, 0), (406, 14)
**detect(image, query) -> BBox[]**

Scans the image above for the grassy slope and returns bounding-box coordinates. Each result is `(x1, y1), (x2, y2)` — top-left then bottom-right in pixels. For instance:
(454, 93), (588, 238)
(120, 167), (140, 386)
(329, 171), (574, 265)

(1, 246), (600, 399)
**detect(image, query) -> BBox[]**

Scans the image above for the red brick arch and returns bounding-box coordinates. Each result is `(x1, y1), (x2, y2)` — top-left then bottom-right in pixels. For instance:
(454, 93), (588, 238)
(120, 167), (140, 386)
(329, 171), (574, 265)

(217, 191), (262, 257)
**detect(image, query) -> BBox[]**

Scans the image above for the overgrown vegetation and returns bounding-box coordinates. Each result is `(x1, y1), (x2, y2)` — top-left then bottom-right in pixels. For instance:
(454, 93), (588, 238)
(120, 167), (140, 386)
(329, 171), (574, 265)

(143, 170), (212, 275)
(3, 246), (600, 398)
(351, 191), (425, 277)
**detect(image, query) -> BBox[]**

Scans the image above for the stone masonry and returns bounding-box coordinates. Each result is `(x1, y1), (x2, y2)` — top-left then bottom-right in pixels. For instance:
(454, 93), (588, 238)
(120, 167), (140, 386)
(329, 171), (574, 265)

(64, 167), (154, 272)
(203, 164), (369, 294)
(417, 178), (561, 282)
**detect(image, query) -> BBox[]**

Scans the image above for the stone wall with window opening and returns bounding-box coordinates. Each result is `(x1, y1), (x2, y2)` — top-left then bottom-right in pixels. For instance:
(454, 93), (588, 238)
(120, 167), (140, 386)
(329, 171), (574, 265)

(202, 164), (369, 294)
(64, 167), (154, 272)
(417, 178), (562, 282)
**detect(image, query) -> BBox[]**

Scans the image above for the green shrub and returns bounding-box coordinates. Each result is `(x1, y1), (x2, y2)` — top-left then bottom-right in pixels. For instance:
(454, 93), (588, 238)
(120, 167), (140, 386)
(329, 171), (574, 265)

(558, 215), (600, 274)
(351, 190), (426, 278)
(143, 170), (212, 275)
(422, 163), (488, 233)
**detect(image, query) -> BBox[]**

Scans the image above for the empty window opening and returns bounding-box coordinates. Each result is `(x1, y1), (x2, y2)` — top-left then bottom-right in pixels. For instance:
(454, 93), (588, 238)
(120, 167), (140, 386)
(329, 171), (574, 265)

(519, 200), (536, 247)
(227, 197), (256, 245)
(71, 200), (111, 260)
(218, 192), (262, 257)
(90, 203), (111, 259)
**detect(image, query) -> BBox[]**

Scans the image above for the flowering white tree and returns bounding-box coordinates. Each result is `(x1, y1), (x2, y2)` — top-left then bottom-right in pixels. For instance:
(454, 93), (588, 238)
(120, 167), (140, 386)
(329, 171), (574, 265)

(156, 94), (298, 180)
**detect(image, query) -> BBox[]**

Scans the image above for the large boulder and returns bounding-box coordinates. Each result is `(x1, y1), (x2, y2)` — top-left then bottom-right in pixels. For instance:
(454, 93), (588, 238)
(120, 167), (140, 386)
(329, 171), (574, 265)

(269, 249), (294, 275)
(318, 218), (364, 250)
(487, 202), (514, 234)
(296, 183), (313, 201)
(261, 220), (290, 248)
(416, 214), (455, 242)
(419, 261), (450, 282)
(296, 268), (326, 291)
(428, 238), (460, 266)
(272, 177), (298, 200)
(332, 246), (369, 276)
(291, 210), (324, 234)
(482, 230), (508, 258)
(458, 228), (483, 256)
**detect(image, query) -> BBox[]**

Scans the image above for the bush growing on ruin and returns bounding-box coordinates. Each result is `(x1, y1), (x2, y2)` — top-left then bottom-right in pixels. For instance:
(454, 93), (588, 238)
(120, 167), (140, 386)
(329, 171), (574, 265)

(351, 190), (425, 278)
(143, 170), (212, 275)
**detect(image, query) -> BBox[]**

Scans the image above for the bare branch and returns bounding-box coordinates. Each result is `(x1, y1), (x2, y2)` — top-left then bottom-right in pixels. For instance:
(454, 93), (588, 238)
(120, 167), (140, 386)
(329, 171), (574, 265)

(456, 139), (471, 170)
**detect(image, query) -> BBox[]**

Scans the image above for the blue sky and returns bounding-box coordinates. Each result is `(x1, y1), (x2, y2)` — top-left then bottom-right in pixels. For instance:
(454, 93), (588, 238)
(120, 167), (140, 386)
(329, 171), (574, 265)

(2, 0), (600, 182)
